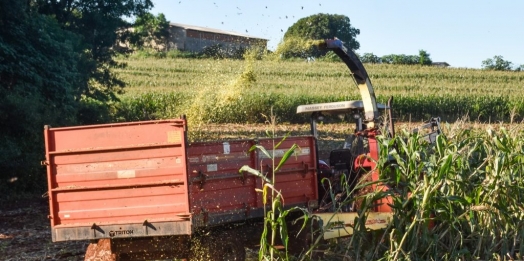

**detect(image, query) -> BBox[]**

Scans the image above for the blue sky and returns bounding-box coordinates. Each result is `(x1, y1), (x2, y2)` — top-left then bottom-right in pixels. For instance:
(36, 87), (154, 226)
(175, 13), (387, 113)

(151, 0), (523, 69)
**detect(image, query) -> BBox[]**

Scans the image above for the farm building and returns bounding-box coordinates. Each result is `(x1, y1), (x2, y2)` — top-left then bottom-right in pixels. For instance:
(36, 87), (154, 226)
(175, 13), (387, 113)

(165, 23), (268, 53)
(432, 62), (450, 67)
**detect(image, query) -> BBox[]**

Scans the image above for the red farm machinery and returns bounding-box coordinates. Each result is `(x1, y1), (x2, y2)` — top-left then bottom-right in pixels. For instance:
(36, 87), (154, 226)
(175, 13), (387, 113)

(42, 39), (441, 260)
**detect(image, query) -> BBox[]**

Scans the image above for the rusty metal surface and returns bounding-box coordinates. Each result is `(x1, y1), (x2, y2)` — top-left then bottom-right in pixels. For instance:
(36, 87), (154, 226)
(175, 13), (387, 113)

(44, 119), (191, 242)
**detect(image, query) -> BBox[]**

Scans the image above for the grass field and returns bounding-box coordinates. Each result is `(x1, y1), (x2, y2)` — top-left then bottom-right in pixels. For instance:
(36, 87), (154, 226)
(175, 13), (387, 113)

(112, 56), (524, 125)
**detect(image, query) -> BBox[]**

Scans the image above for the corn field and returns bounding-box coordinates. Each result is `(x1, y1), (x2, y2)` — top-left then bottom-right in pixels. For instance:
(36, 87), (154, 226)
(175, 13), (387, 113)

(367, 122), (524, 261)
(294, 122), (524, 261)
(108, 55), (524, 260)
(111, 56), (524, 125)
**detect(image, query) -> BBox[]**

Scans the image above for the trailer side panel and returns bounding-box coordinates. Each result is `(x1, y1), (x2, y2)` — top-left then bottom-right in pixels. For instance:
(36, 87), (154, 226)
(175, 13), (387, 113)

(44, 120), (191, 242)
(188, 140), (257, 226)
(188, 136), (318, 228)
(256, 136), (318, 209)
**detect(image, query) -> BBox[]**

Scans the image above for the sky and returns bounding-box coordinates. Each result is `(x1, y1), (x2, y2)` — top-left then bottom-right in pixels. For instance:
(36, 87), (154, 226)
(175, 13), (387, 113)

(150, 0), (524, 69)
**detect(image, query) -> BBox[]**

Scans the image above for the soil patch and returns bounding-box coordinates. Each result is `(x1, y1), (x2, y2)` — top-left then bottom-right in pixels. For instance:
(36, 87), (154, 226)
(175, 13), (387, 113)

(0, 198), (87, 260)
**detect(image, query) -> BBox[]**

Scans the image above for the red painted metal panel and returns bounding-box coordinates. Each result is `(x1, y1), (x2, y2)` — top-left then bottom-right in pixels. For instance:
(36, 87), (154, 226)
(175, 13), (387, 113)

(187, 136), (318, 227)
(44, 118), (319, 238)
(44, 120), (190, 232)
(256, 136), (318, 209)
(54, 186), (189, 225)
(187, 140), (257, 222)
(52, 150), (186, 188)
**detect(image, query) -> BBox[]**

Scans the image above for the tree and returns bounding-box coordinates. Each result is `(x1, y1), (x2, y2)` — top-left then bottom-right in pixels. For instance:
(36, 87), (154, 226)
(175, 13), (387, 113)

(129, 12), (170, 50)
(381, 54), (418, 65)
(0, 0), (87, 192)
(482, 55), (513, 71)
(0, 0), (154, 193)
(379, 51), (432, 66)
(419, 50), (432, 65)
(360, 53), (381, 64)
(34, 0), (154, 101)
(283, 13), (360, 57)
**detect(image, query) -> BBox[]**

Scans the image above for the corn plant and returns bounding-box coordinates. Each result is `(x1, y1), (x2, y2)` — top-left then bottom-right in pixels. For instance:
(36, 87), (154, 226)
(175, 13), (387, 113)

(374, 124), (524, 260)
(239, 109), (309, 260)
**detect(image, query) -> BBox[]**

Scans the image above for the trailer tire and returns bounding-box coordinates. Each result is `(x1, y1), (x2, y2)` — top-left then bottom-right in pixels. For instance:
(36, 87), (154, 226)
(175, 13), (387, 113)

(84, 239), (117, 261)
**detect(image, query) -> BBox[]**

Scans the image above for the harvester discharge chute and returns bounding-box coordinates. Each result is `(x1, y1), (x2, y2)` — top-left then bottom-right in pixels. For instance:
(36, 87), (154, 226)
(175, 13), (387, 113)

(319, 39), (380, 129)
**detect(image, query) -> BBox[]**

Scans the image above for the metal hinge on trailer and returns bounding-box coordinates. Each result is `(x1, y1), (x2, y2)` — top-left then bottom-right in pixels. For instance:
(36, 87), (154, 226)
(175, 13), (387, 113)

(143, 220), (153, 235)
(191, 170), (207, 189)
(90, 223), (104, 238)
(141, 216), (189, 236)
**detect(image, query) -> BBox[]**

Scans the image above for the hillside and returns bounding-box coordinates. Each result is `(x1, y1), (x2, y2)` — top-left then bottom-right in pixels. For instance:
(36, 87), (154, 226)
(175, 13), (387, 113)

(112, 56), (524, 124)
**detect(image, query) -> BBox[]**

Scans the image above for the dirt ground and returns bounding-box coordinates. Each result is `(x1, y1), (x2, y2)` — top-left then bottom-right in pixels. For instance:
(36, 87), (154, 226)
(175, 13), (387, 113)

(0, 197), (262, 261)
(0, 198), (88, 260)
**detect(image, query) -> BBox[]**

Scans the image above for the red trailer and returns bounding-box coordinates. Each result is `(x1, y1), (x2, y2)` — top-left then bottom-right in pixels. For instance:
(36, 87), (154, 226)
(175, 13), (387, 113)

(43, 119), (318, 260)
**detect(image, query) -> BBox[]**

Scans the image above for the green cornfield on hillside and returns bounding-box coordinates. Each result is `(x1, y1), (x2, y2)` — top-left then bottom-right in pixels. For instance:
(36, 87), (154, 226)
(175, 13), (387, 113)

(111, 56), (524, 125)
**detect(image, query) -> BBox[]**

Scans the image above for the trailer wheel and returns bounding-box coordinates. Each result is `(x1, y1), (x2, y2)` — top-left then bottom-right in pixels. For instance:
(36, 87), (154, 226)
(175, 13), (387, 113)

(84, 239), (117, 261)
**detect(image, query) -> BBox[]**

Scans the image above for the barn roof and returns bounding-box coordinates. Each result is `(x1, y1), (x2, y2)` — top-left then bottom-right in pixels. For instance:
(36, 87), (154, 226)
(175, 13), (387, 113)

(432, 62), (450, 67)
(170, 22), (268, 41)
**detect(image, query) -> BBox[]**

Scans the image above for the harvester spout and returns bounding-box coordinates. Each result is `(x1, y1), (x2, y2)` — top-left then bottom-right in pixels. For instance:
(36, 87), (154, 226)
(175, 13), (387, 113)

(319, 39), (380, 128)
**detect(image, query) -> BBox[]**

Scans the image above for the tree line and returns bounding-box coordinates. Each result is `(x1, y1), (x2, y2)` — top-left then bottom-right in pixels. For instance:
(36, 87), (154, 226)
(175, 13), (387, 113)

(0, 0), (156, 194)
(281, 13), (522, 71)
(482, 56), (524, 71)
(277, 13), (433, 65)
(359, 51), (433, 65)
